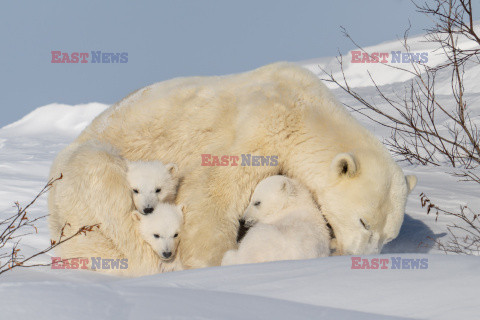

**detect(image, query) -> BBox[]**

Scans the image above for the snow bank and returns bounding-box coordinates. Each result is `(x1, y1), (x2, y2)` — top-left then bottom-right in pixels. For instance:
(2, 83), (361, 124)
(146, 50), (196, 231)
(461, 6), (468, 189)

(301, 24), (480, 93)
(0, 103), (108, 138)
(2, 254), (479, 319)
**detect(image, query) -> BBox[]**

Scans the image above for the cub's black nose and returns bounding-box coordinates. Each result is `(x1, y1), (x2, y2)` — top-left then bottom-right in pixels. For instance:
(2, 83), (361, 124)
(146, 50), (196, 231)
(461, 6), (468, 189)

(163, 251), (172, 259)
(143, 207), (154, 214)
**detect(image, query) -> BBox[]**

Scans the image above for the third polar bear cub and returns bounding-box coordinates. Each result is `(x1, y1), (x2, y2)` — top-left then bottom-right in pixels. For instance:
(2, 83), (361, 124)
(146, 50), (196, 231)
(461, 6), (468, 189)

(222, 175), (331, 266)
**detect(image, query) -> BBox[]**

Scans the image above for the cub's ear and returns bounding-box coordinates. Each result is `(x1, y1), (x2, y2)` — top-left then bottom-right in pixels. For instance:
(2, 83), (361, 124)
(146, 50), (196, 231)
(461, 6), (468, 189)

(405, 175), (417, 194)
(125, 160), (140, 174)
(331, 153), (357, 178)
(131, 210), (142, 221)
(176, 204), (185, 220)
(166, 163), (178, 175)
(280, 178), (296, 195)
(125, 160), (133, 172)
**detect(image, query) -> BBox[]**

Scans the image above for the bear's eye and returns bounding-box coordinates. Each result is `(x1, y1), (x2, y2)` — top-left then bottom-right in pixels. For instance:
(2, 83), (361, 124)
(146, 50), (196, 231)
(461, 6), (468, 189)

(133, 189), (139, 194)
(254, 201), (261, 206)
(360, 219), (370, 230)
(173, 233), (178, 238)
(153, 234), (160, 239)
(155, 188), (161, 193)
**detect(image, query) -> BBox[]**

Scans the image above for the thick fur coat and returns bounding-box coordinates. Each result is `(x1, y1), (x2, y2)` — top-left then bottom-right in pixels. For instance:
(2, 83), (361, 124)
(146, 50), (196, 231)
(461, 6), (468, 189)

(48, 62), (416, 274)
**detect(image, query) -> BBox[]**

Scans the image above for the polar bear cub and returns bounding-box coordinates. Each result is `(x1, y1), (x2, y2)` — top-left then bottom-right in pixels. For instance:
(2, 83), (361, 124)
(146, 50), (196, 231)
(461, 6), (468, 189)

(126, 160), (178, 214)
(132, 203), (184, 272)
(222, 175), (331, 266)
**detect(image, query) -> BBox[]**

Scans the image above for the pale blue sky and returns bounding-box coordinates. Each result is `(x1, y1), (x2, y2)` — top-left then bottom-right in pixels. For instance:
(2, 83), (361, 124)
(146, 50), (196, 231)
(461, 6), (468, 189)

(0, 0), (439, 127)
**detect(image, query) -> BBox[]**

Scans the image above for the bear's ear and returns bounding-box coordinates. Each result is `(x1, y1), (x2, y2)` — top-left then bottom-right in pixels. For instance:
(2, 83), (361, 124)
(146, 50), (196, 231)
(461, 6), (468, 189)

(331, 153), (357, 178)
(405, 175), (417, 194)
(176, 204), (185, 220)
(125, 160), (139, 174)
(166, 163), (178, 175)
(132, 210), (142, 221)
(280, 178), (295, 195)
(125, 160), (133, 172)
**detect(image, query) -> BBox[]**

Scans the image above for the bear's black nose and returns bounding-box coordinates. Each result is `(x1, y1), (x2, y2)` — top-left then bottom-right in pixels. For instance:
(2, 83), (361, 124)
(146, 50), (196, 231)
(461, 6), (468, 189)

(143, 207), (154, 214)
(163, 251), (172, 258)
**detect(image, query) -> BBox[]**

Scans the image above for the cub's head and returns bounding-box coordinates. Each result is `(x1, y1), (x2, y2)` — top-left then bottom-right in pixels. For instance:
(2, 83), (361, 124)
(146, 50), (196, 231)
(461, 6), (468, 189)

(244, 175), (313, 225)
(320, 151), (417, 255)
(126, 160), (178, 215)
(132, 203), (184, 261)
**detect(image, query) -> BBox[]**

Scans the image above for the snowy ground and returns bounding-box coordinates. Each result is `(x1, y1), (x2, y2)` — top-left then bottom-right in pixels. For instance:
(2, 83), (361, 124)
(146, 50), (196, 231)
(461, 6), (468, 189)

(1, 32), (480, 319)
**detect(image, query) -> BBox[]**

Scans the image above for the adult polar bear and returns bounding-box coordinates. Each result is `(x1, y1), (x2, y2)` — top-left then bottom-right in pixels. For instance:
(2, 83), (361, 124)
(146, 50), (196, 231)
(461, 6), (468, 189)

(48, 62), (416, 273)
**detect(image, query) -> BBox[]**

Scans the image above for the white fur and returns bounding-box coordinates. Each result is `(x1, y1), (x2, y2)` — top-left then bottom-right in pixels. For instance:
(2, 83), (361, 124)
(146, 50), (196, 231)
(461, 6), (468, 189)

(222, 176), (330, 266)
(126, 161), (178, 214)
(49, 62), (417, 271)
(133, 203), (184, 272)
(319, 152), (416, 255)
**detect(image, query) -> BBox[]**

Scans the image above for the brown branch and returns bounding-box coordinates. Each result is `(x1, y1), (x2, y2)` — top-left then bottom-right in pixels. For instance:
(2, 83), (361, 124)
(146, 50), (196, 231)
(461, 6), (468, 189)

(0, 174), (100, 276)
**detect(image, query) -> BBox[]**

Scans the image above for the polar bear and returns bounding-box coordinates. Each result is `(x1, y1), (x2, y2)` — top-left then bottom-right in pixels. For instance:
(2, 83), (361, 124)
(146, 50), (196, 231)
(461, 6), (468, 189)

(221, 175), (330, 266)
(126, 160), (178, 214)
(132, 203), (184, 272)
(49, 62), (417, 272)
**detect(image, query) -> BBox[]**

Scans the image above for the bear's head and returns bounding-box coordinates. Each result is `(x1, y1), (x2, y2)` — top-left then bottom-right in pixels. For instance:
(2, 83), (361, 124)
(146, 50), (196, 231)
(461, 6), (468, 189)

(244, 175), (316, 225)
(319, 151), (417, 255)
(126, 160), (178, 215)
(132, 203), (184, 261)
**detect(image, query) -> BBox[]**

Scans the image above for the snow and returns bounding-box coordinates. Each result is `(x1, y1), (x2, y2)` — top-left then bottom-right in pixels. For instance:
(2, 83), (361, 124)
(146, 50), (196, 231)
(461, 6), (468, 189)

(301, 23), (480, 94)
(1, 31), (480, 319)
(1, 102), (108, 139)
(3, 255), (479, 320)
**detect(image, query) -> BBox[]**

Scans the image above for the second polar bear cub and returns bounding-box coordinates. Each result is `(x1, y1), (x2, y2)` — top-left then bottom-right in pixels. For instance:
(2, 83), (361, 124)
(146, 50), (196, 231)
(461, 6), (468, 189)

(126, 160), (179, 214)
(222, 175), (331, 266)
(132, 203), (184, 272)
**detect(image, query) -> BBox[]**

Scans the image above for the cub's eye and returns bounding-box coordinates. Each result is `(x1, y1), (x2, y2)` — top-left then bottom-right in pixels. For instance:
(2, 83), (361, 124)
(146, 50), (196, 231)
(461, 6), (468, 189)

(153, 234), (160, 239)
(254, 201), (261, 206)
(155, 188), (161, 193)
(133, 189), (139, 194)
(360, 219), (370, 230)
(173, 233), (178, 238)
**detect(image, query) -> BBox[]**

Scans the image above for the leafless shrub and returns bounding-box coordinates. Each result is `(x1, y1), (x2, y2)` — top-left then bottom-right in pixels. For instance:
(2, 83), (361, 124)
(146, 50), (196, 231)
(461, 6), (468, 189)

(0, 175), (99, 275)
(421, 193), (480, 254)
(321, 0), (480, 254)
